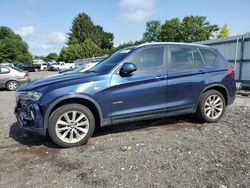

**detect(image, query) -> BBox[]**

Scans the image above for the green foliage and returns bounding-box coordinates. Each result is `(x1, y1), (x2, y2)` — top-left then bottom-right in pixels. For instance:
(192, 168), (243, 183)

(142, 16), (219, 43)
(160, 18), (182, 42)
(0, 26), (32, 63)
(217, 24), (230, 39)
(180, 16), (219, 42)
(61, 12), (114, 62)
(67, 13), (113, 50)
(143, 20), (161, 42)
(58, 39), (106, 63)
(45, 52), (58, 62)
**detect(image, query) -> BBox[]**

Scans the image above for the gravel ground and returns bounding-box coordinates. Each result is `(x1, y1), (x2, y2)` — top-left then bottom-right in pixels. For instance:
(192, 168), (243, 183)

(0, 71), (249, 188)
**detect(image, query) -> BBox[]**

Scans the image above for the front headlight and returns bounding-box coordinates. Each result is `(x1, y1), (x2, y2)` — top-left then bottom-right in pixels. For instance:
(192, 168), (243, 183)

(16, 91), (42, 101)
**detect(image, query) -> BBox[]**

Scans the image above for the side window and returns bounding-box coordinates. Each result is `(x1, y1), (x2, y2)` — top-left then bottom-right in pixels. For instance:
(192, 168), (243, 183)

(200, 48), (217, 64)
(126, 47), (164, 73)
(168, 46), (203, 69)
(0, 67), (10, 74)
(168, 47), (203, 69)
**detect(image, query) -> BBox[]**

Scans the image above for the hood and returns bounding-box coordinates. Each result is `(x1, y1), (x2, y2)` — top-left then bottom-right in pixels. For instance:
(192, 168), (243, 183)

(18, 72), (101, 91)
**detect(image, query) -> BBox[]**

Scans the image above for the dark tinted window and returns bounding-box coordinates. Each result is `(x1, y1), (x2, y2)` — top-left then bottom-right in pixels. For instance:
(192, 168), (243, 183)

(200, 49), (217, 64)
(126, 47), (164, 73)
(168, 47), (203, 69)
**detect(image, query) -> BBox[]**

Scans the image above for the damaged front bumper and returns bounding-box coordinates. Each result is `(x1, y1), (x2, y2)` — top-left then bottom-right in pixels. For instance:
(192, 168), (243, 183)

(14, 100), (46, 136)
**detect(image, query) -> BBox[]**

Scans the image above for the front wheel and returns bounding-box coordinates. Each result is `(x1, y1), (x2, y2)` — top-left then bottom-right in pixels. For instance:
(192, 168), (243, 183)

(48, 104), (95, 148)
(196, 90), (226, 123)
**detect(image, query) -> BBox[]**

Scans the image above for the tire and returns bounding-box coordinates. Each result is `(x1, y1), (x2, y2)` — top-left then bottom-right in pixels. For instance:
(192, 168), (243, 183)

(48, 104), (95, 148)
(196, 90), (226, 123)
(6, 80), (19, 91)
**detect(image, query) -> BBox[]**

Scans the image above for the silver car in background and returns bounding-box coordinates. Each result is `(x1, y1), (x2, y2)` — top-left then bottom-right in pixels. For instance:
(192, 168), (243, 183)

(0, 65), (30, 91)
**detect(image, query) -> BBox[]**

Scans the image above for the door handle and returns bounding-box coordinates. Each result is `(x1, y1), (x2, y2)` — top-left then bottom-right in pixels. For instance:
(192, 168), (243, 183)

(155, 75), (166, 79)
(155, 76), (163, 79)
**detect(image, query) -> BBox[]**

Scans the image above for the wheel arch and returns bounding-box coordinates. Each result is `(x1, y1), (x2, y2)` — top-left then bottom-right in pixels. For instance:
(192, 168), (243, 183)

(44, 95), (103, 129)
(196, 84), (229, 108)
(5, 79), (20, 88)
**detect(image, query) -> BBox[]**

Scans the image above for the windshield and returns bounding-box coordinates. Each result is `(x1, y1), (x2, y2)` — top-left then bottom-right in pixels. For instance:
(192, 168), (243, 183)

(89, 48), (134, 74)
(71, 65), (86, 73)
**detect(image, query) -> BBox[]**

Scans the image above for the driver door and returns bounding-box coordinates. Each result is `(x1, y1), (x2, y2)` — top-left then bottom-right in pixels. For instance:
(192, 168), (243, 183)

(109, 46), (168, 122)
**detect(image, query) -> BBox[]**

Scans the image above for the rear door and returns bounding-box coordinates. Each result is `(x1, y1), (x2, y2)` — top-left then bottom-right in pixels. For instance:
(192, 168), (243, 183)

(109, 46), (168, 120)
(166, 46), (208, 111)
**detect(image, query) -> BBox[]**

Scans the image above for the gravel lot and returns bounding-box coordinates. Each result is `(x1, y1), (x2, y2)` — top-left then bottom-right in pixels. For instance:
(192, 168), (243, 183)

(0, 71), (249, 188)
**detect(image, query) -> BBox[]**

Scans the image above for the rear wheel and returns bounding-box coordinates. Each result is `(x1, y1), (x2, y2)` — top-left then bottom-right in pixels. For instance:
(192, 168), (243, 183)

(196, 90), (226, 123)
(6, 80), (19, 91)
(48, 104), (95, 148)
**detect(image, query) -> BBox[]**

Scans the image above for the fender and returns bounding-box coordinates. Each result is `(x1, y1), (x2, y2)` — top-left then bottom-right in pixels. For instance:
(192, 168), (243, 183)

(194, 83), (229, 110)
(43, 94), (103, 129)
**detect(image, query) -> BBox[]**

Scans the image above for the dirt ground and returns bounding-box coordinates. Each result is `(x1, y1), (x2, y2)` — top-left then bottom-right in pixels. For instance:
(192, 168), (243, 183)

(0, 71), (249, 188)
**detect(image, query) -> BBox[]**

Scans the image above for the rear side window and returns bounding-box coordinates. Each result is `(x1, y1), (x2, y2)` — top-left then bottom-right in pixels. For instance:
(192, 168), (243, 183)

(0, 67), (10, 74)
(126, 47), (164, 73)
(200, 49), (217, 64)
(168, 47), (203, 69)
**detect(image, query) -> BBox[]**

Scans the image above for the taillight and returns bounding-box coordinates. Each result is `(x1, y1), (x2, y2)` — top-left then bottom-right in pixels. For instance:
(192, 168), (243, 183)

(228, 67), (235, 79)
(24, 72), (29, 79)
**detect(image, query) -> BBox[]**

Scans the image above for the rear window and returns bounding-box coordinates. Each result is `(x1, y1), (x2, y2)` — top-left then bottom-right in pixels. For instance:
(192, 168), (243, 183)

(200, 49), (217, 64)
(0, 67), (10, 74)
(168, 47), (203, 69)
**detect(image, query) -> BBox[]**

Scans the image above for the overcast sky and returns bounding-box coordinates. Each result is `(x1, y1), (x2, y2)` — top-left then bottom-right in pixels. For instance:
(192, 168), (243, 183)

(0, 0), (250, 56)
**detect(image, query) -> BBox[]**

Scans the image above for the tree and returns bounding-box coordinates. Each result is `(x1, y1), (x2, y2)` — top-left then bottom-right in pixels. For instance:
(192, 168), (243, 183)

(45, 53), (58, 62)
(67, 13), (114, 50)
(180, 16), (219, 42)
(143, 20), (161, 42)
(0, 26), (32, 63)
(159, 18), (182, 42)
(58, 39), (106, 63)
(141, 16), (219, 43)
(217, 24), (230, 38)
(67, 13), (96, 45)
(60, 12), (114, 62)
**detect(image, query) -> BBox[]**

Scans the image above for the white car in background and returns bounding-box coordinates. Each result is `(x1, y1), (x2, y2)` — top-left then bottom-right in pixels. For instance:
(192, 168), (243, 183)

(34, 63), (47, 71)
(59, 62), (99, 74)
(52, 62), (75, 71)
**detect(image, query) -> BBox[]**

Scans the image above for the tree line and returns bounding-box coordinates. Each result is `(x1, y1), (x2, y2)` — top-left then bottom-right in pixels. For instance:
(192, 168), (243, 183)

(0, 13), (230, 64)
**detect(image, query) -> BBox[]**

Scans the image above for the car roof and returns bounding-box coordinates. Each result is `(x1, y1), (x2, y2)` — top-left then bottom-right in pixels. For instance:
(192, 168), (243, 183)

(136, 42), (210, 48)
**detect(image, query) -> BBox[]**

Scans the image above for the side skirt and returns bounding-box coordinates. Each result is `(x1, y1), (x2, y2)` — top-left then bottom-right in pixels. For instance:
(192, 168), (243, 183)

(101, 107), (195, 126)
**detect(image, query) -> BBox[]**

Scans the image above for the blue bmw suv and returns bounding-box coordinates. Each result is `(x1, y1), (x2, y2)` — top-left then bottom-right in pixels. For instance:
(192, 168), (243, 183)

(15, 43), (236, 147)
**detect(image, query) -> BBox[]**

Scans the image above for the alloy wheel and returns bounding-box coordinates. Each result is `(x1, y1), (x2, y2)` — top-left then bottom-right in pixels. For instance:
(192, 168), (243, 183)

(204, 94), (223, 120)
(55, 111), (89, 143)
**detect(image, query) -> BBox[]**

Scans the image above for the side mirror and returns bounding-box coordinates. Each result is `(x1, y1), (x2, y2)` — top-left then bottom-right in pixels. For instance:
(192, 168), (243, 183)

(120, 62), (137, 76)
